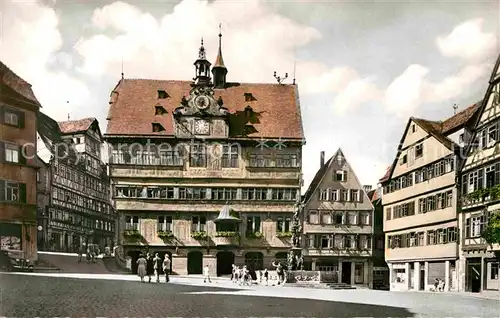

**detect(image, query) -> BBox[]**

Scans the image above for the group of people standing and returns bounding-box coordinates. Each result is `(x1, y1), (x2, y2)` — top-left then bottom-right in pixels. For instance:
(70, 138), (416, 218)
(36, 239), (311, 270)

(136, 252), (171, 283)
(231, 261), (286, 286)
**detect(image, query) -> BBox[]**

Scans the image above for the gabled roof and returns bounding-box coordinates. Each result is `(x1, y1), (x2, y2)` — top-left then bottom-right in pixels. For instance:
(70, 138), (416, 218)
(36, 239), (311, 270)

(0, 60), (41, 107)
(302, 148), (373, 208)
(105, 79), (304, 139)
(302, 156), (332, 204)
(380, 101), (481, 184)
(459, 53), (500, 172)
(58, 118), (97, 135)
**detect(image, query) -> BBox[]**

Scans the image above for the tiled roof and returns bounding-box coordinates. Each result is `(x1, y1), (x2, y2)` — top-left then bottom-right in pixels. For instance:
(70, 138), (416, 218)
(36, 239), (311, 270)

(302, 157), (332, 204)
(58, 118), (96, 134)
(0, 60), (40, 106)
(105, 79), (304, 139)
(380, 101), (481, 184)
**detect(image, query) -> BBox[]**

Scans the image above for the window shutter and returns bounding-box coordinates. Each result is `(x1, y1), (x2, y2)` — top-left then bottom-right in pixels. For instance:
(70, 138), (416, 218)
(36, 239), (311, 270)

(19, 183), (27, 203)
(343, 170), (348, 181)
(478, 169), (484, 189)
(19, 145), (27, 165)
(0, 142), (4, 163)
(18, 110), (25, 128)
(0, 180), (4, 201)
(0, 106), (4, 124)
(465, 218), (470, 238)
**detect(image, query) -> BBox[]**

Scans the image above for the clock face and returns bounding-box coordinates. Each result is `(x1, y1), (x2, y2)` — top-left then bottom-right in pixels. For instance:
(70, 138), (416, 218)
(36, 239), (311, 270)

(195, 95), (210, 110)
(194, 120), (210, 135)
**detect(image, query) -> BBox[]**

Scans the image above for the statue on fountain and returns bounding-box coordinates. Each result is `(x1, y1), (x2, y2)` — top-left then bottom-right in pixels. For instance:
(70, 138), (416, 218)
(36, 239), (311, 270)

(287, 196), (304, 271)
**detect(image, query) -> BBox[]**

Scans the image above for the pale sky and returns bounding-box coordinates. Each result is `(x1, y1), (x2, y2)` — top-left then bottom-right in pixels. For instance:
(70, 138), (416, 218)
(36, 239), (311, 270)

(1, 0), (499, 191)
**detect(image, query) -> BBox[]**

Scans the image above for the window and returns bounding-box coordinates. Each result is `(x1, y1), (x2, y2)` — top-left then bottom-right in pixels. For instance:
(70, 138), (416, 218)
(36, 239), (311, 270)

(491, 263), (499, 280)
(37, 172), (40, 183)
(427, 230), (436, 245)
(468, 171), (479, 194)
(249, 154), (272, 167)
(329, 189), (338, 201)
(222, 144), (239, 168)
(485, 165), (495, 188)
(190, 144), (206, 167)
(157, 90), (168, 99)
(246, 216), (261, 234)
(459, 134), (464, 143)
(159, 149), (183, 166)
(242, 188), (267, 200)
(3, 181), (25, 202)
(319, 189), (328, 201)
(152, 123), (165, 132)
(272, 188), (297, 201)
(5, 144), (20, 163)
(386, 207), (392, 220)
(4, 109), (19, 126)
(125, 216), (139, 230)
(347, 212), (357, 225)
(350, 189), (360, 202)
(276, 153), (298, 168)
(361, 212), (370, 225)
(411, 124), (416, 133)
(277, 216), (291, 232)
(191, 216), (206, 232)
(415, 144), (423, 158)
(321, 235), (331, 249)
(335, 212), (344, 224)
(471, 216), (484, 237)
(445, 191), (453, 208)
(335, 170), (346, 181)
(341, 189), (349, 201)
(487, 124), (497, 146)
(158, 216), (173, 231)
(155, 105), (167, 115)
(399, 154), (407, 165)
(321, 211), (332, 224)
(308, 210), (319, 224)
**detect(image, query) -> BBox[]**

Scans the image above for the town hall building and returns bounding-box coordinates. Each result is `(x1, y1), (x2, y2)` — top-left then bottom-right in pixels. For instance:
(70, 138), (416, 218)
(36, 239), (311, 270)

(106, 32), (304, 275)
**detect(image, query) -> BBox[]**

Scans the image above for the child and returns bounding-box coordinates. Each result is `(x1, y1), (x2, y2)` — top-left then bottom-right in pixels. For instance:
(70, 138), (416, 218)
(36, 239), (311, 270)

(203, 264), (212, 283)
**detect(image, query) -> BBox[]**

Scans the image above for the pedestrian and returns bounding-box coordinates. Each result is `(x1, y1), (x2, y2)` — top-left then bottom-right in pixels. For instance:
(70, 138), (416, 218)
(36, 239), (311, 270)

(77, 245), (83, 263)
(203, 264), (212, 283)
(272, 261), (284, 285)
(163, 254), (171, 283)
(136, 254), (147, 283)
(146, 252), (154, 283)
(153, 253), (162, 283)
(231, 264), (236, 282)
(263, 268), (269, 286)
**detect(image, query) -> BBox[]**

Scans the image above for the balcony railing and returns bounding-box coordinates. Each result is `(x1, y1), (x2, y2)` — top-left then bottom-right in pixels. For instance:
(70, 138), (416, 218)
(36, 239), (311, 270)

(461, 185), (500, 208)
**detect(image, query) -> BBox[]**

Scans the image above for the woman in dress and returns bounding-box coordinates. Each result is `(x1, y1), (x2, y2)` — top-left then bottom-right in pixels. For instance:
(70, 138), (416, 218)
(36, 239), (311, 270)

(136, 254), (147, 282)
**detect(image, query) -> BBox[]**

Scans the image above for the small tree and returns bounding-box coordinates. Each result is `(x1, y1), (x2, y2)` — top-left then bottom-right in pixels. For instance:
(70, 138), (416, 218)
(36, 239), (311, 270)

(481, 212), (500, 260)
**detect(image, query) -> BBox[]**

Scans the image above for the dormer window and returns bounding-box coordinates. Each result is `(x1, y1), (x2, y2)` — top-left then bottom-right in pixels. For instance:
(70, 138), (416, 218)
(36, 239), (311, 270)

(244, 105), (253, 117)
(157, 90), (169, 99)
(399, 154), (407, 165)
(335, 170), (347, 182)
(155, 105), (167, 115)
(152, 123), (165, 132)
(244, 93), (255, 102)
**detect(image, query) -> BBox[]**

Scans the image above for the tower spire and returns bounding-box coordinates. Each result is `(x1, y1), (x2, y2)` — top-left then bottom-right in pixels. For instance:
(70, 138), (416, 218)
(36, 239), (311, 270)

(212, 23), (228, 88)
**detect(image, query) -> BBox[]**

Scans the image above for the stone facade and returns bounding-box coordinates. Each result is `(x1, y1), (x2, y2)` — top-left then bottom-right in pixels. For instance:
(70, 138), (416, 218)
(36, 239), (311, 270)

(106, 37), (304, 276)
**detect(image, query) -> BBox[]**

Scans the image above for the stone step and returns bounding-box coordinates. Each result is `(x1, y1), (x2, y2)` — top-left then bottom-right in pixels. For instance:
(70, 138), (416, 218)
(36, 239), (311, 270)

(326, 283), (357, 290)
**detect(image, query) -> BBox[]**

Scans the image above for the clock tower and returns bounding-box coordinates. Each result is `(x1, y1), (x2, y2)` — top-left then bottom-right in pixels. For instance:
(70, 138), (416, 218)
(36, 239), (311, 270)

(173, 38), (230, 138)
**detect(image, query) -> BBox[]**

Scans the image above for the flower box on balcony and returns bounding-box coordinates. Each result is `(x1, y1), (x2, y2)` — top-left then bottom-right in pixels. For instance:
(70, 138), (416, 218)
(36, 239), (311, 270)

(277, 232), (293, 238)
(245, 231), (263, 239)
(215, 231), (239, 237)
(157, 231), (174, 239)
(191, 231), (209, 240)
(123, 229), (141, 239)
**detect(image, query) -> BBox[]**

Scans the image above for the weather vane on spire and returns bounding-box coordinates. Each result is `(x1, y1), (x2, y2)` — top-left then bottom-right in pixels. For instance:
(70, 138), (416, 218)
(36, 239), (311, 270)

(274, 71), (288, 85)
(198, 37), (206, 59)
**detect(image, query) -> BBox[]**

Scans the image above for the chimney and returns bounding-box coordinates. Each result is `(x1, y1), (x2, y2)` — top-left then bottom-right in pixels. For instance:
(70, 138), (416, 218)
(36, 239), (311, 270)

(320, 151), (325, 168)
(363, 185), (372, 193)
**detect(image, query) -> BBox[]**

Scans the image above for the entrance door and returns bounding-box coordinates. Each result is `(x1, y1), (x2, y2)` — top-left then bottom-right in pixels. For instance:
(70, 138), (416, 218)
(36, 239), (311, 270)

(187, 251), (203, 274)
(354, 263), (364, 284)
(64, 233), (69, 252)
(216, 251), (235, 276)
(341, 261), (351, 284)
(467, 261), (482, 293)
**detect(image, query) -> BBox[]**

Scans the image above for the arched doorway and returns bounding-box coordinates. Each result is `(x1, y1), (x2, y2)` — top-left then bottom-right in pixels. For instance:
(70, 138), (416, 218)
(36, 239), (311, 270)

(127, 251), (141, 274)
(245, 252), (264, 270)
(216, 251), (235, 276)
(187, 251), (203, 274)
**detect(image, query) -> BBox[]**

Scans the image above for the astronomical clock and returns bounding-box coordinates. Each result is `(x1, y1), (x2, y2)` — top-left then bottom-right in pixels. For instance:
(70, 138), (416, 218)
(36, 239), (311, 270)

(173, 85), (230, 138)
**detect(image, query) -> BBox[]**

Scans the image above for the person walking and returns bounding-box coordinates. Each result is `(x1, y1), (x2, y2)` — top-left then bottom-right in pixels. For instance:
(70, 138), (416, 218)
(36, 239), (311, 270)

(136, 254), (147, 283)
(203, 264), (212, 283)
(146, 253), (154, 283)
(163, 254), (171, 283)
(263, 268), (269, 286)
(153, 253), (162, 283)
